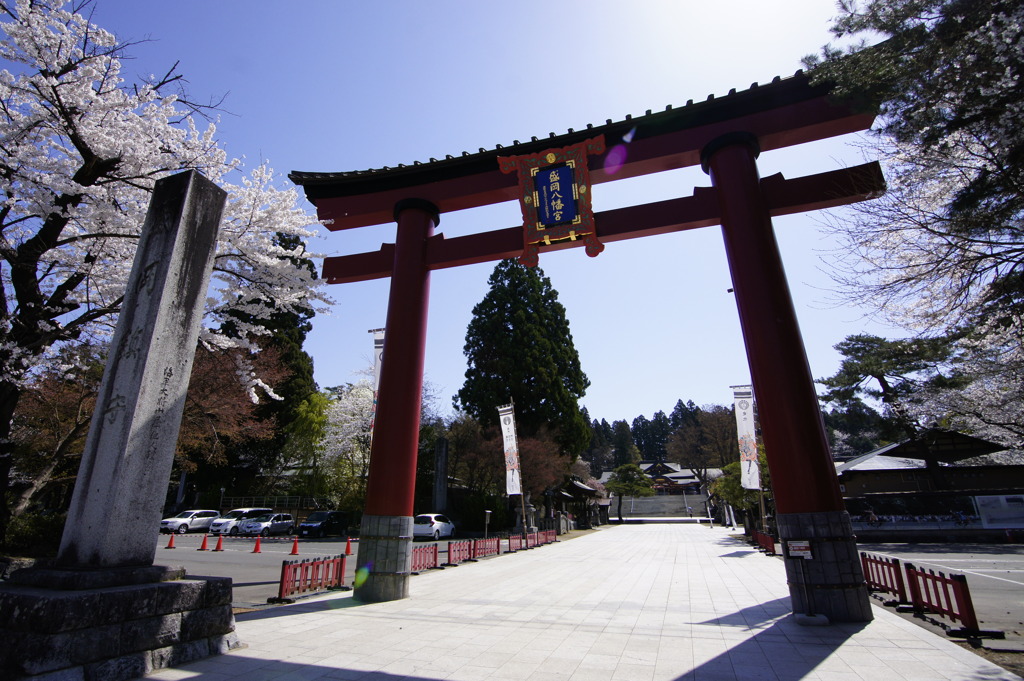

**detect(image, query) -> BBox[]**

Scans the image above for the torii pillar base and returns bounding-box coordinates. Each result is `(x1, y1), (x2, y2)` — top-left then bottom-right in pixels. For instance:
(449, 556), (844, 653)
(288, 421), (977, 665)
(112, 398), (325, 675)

(355, 515), (414, 602)
(777, 511), (871, 623)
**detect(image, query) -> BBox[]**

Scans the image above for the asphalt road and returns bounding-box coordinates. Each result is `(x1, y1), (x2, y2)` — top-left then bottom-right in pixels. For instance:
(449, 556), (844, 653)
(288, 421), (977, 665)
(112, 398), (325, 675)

(857, 541), (1024, 644)
(153, 533), (458, 608)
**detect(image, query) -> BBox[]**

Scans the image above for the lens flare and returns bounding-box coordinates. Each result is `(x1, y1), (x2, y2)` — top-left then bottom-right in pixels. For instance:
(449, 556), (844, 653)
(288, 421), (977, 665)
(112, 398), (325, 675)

(354, 565), (371, 588)
(604, 126), (637, 175)
(604, 144), (628, 175)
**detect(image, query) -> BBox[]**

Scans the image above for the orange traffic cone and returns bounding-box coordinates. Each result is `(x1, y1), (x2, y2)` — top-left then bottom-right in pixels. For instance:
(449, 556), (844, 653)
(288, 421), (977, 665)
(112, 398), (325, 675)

(252, 536), (262, 553)
(165, 533), (176, 549)
(290, 537), (300, 555)
(345, 536), (352, 555)
(212, 535), (224, 552)
(197, 534), (209, 551)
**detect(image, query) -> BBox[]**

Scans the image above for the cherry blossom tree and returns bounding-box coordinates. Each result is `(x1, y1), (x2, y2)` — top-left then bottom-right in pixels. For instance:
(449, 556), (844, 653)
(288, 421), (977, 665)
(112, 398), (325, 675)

(804, 1), (1024, 448)
(0, 0), (327, 539)
(320, 382), (374, 510)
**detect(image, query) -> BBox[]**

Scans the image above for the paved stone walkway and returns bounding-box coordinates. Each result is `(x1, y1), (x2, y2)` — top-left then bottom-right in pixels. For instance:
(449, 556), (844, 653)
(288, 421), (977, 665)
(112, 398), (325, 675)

(141, 523), (1023, 680)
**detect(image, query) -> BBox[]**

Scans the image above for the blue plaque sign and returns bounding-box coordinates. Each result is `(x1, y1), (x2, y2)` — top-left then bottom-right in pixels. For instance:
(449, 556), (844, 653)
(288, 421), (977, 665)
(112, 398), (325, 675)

(534, 164), (577, 226)
(498, 136), (605, 267)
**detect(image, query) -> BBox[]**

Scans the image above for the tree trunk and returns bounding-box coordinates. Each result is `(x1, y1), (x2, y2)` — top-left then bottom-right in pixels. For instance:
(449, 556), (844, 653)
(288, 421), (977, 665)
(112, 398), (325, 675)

(616, 494), (624, 523)
(0, 381), (23, 545)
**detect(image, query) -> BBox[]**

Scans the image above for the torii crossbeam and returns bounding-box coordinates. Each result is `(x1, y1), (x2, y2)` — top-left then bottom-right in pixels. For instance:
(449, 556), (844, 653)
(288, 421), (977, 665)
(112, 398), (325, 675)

(292, 71), (884, 621)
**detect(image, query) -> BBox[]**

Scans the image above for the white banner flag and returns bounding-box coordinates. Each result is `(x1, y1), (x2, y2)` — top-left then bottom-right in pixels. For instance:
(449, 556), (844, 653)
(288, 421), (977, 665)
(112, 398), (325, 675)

(498, 403), (522, 496)
(732, 385), (759, 490)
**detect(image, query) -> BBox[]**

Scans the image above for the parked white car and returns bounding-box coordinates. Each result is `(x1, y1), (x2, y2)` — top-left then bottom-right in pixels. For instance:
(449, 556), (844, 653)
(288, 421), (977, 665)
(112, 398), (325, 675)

(413, 513), (456, 540)
(160, 509), (220, 534)
(238, 513), (294, 537)
(209, 507), (272, 535)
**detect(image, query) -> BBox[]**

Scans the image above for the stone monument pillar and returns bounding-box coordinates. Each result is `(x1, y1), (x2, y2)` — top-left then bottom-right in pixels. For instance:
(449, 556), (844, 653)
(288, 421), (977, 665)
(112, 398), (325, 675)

(702, 133), (871, 623)
(514, 493), (538, 534)
(0, 171), (240, 681)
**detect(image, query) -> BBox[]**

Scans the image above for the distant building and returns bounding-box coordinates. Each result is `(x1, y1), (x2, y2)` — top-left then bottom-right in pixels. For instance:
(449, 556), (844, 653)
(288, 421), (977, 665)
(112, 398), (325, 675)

(835, 429), (1024, 532)
(598, 461), (718, 495)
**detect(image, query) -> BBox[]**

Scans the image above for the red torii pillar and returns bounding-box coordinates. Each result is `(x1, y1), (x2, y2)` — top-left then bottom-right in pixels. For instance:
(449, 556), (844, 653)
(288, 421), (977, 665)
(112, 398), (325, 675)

(355, 199), (437, 602)
(702, 133), (871, 622)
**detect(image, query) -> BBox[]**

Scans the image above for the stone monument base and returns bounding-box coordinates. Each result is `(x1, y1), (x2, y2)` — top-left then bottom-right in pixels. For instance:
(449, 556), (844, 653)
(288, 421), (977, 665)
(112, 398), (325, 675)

(776, 510), (873, 623)
(0, 564), (240, 681)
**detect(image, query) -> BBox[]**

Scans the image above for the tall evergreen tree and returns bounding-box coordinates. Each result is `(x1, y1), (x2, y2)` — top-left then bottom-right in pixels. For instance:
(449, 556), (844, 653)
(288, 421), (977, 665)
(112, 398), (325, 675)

(648, 410), (672, 461)
(455, 260), (591, 455)
(631, 415), (651, 459)
(670, 399), (700, 433)
(610, 420), (640, 467)
(580, 410), (611, 477)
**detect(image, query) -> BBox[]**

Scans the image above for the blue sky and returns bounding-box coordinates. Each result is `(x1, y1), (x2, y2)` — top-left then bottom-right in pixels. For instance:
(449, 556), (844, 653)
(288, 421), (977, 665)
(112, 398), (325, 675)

(88, 1), (896, 424)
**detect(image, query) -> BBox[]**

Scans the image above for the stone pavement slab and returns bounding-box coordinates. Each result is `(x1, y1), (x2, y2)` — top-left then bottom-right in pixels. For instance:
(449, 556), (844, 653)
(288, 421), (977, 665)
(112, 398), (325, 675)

(139, 524), (1023, 681)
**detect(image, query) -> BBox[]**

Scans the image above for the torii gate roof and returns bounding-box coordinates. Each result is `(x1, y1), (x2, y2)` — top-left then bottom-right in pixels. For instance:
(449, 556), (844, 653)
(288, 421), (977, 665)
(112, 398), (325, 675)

(290, 71), (883, 284)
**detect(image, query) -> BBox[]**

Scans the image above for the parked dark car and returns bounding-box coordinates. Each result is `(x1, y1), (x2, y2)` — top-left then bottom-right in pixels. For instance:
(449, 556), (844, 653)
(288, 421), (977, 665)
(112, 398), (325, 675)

(298, 510), (348, 538)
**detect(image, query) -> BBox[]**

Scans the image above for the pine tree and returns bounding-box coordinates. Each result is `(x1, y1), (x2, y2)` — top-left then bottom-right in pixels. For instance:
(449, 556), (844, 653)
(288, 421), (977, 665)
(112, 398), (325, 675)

(455, 260), (591, 455)
(605, 463), (654, 522)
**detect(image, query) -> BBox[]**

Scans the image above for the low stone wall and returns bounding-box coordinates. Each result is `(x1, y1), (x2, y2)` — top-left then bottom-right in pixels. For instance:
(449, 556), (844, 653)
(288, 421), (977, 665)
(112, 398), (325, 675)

(0, 566), (240, 681)
(617, 494), (705, 517)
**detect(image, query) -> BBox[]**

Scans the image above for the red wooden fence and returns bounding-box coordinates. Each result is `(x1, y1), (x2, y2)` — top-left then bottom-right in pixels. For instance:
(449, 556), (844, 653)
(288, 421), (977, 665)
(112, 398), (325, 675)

(275, 554), (346, 601)
(860, 552), (908, 604)
(411, 544), (438, 572)
(905, 562), (981, 633)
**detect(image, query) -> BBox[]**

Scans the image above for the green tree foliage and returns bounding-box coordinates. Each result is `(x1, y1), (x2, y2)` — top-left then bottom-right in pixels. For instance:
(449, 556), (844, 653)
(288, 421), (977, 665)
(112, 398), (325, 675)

(818, 333), (963, 439)
(604, 463), (654, 522)
(580, 415), (614, 477)
(821, 398), (900, 459)
(710, 462), (760, 513)
(610, 420), (640, 467)
(670, 400), (701, 433)
(631, 411), (672, 461)
(711, 448), (773, 532)
(455, 259), (591, 455)
(218, 234), (319, 497)
(266, 391), (331, 496)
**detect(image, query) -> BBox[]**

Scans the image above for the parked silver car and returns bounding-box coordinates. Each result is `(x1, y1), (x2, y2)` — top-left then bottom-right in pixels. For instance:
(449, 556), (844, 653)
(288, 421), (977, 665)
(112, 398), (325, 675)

(238, 513), (294, 537)
(209, 507), (272, 535)
(160, 509), (220, 534)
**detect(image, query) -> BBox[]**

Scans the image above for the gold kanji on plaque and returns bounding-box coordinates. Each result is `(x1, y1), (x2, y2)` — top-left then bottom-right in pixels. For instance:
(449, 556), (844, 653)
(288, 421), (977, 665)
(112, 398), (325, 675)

(498, 135), (605, 267)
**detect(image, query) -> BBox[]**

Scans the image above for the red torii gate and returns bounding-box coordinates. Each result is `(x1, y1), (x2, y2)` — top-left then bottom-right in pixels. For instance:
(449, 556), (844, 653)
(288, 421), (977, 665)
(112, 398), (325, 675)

(291, 72), (884, 622)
